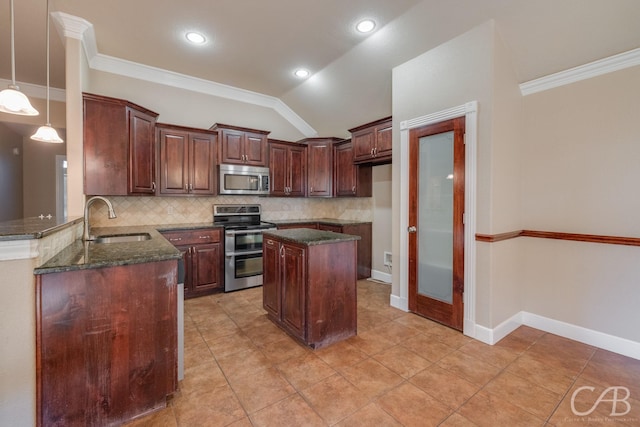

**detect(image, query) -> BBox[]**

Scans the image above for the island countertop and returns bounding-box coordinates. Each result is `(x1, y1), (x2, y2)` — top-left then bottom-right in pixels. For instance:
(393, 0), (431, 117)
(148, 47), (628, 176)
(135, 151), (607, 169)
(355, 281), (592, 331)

(266, 218), (371, 227)
(263, 228), (361, 246)
(34, 226), (182, 275)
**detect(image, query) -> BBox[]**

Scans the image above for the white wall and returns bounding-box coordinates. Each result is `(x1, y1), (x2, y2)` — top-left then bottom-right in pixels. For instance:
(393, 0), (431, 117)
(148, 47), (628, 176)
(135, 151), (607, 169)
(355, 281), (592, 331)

(0, 258), (37, 427)
(520, 66), (640, 343)
(0, 124), (23, 221)
(371, 164), (392, 281)
(22, 138), (66, 218)
(392, 21), (523, 329)
(88, 70), (307, 142)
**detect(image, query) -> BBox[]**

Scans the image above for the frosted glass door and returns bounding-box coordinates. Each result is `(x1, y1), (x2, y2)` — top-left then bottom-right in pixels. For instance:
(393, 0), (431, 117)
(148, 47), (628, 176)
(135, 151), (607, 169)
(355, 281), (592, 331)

(418, 132), (454, 303)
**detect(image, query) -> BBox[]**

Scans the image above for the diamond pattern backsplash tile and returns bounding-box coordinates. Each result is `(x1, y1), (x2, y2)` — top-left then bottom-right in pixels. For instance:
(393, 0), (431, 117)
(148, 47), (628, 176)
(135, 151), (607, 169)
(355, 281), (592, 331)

(90, 196), (373, 227)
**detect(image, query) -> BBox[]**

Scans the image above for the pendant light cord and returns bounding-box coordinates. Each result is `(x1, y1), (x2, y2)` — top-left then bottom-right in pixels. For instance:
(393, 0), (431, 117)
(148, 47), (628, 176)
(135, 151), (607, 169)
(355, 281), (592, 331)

(46, 0), (51, 124)
(9, 0), (16, 85)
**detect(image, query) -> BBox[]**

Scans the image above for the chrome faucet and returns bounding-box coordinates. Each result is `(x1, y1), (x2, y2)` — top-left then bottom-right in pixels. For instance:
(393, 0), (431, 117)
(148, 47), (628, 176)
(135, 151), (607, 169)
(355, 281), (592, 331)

(83, 196), (117, 241)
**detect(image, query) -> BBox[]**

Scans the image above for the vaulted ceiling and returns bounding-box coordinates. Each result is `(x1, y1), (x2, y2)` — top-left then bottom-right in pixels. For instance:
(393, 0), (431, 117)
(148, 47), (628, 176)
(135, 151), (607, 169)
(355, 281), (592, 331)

(1, 0), (639, 136)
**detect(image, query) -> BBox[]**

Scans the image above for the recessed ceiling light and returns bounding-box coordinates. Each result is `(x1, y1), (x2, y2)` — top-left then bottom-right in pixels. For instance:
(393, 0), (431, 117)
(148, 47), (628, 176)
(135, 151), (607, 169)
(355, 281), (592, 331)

(185, 32), (206, 44)
(356, 19), (376, 33)
(294, 69), (310, 78)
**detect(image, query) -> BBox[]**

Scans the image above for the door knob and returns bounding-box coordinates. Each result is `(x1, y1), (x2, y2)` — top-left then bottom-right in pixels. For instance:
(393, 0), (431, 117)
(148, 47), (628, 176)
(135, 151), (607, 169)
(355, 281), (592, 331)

(407, 226), (417, 233)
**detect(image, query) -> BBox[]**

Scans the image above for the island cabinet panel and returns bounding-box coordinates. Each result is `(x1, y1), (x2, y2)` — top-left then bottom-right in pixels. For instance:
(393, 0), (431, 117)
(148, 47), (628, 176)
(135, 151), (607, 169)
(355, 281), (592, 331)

(36, 260), (177, 427)
(262, 238), (281, 317)
(263, 231), (357, 349)
(281, 244), (307, 338)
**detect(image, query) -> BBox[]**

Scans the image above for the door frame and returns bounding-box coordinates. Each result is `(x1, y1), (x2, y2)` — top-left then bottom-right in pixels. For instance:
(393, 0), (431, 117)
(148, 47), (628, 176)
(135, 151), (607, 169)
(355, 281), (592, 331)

(394, 101), (478, 338)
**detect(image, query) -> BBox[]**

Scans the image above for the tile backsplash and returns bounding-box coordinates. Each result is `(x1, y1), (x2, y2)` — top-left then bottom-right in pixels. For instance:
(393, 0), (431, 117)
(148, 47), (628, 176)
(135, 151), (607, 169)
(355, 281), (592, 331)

(89, 196), (373, 227)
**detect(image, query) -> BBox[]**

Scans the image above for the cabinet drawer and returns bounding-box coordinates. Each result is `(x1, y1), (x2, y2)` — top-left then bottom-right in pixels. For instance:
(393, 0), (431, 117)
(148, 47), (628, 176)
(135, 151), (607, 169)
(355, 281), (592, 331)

(162, 228), (222, 246)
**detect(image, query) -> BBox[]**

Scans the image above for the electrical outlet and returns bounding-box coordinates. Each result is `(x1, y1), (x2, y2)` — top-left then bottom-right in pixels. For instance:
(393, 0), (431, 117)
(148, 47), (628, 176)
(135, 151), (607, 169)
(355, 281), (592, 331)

(167, 206), (175, 215)
(383, 251), (392, 267)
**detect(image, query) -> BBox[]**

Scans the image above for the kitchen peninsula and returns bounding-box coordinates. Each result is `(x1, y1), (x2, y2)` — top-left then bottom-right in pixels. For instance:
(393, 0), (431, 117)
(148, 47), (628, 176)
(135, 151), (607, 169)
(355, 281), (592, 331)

(33, 226), (182, 426)
(263, 228), (359, 349)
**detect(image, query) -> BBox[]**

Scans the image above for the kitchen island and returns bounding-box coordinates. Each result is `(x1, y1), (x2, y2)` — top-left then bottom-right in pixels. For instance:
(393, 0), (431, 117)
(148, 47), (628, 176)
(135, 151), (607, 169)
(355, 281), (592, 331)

(267, 218), (372, 279)
(262, 228), (359, 349)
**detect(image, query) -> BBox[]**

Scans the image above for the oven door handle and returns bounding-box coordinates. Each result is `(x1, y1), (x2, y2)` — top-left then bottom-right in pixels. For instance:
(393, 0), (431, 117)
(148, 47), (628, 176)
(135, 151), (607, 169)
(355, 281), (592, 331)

(225, 229), (275, 236)
(225, 249), (264, 257)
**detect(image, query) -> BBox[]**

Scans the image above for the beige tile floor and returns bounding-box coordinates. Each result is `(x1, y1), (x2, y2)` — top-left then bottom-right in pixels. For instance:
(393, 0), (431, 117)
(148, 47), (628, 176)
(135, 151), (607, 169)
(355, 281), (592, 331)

(127, 280), (640, 426)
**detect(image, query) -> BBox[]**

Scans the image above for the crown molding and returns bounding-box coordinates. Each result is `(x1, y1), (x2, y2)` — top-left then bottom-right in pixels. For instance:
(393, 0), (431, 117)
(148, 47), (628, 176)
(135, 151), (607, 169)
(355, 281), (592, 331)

(520, 47), (640, 96)
(53, 13), (317, 137)
(0, 78), (66, 102)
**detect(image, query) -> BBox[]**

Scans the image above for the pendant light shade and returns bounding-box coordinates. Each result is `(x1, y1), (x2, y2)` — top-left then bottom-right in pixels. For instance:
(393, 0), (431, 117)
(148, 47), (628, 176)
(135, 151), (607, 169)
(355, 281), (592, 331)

(0, 0), (39, 116)
(31, 124), (63, 143)
(30, 0), (63, 143)
(0, 86), (39, 115)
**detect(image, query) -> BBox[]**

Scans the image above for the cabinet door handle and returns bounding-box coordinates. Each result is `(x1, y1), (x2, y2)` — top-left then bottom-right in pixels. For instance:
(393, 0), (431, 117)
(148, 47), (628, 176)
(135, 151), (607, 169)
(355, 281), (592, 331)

(370, 148), (374, 156)
(352, 186), (356, 194)
(169, 237), (182, 242)
(198, 235), (210, 239)
(280, 245), (285, 257)
(151, 181), (156, 191)
(310, 186), (314, 193)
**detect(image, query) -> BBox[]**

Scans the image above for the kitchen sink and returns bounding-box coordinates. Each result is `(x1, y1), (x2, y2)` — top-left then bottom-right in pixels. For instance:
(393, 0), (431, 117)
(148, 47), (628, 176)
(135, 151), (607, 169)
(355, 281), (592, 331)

(91, 233), (152, 244)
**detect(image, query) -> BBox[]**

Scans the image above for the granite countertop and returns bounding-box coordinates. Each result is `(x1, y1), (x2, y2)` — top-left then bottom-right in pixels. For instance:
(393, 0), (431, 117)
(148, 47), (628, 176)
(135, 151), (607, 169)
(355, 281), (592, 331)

(264, 228), (361, 246)
(267, 218), (371, 226)
(0, 216), (83, 241)
(155, 222), (224, 232)
(34, 226), (182, 275)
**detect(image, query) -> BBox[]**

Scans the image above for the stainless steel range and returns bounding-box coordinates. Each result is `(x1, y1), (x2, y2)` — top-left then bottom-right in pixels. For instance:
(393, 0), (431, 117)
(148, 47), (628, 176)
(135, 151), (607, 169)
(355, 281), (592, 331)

(213, 204), (276, 292)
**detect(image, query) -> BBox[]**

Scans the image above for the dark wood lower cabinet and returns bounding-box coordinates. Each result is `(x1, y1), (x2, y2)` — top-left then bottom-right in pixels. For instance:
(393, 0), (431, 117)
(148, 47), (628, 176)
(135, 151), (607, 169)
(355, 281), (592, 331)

(263, 233), (357, 349)
(161, 228), (224, 298)
(35, 260), (177, 427)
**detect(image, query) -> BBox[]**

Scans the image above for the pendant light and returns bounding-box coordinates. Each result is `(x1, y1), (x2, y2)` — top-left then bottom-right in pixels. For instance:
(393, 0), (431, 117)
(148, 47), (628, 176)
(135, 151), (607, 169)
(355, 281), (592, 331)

(0, 0), (39, 116)
(31, 0), (63, 143)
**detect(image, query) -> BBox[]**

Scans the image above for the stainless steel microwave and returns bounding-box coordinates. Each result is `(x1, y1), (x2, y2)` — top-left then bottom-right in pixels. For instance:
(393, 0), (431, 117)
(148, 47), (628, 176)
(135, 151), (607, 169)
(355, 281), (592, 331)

(218, 164), (270, 195)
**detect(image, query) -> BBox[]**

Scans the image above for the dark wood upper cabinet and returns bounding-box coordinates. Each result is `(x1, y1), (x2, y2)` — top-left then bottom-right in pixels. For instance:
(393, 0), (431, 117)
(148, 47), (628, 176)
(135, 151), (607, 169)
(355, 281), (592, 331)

(300, 138), (341, 198)
(129, 109), (157, 194)
(268, 140), (307, 197)
(157, 123), (217, 196)
(349, 116), (392, 165)
(333, 139), (372, 197)
(83, 93), (159, 196)
(210, 123), (269, 166)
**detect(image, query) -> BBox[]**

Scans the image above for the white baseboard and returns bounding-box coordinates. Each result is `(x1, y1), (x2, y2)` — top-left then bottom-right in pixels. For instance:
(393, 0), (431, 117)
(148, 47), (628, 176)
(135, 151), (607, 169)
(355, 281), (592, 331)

(522, 312), (640, 360)
(471, 311), (640, 360)
(390, 294), (408, 312)
(370, 269), (392, 284)
(469, 312), (523, 345)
